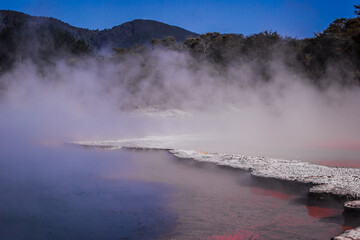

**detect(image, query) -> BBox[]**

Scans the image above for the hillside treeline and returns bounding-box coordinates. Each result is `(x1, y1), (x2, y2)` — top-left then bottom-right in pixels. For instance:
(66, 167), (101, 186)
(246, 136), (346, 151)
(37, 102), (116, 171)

(142, 16), (360, 87)
(116, 7), (360, 88)
(0, 10), (197, 72)
(1, 8), (360, 88)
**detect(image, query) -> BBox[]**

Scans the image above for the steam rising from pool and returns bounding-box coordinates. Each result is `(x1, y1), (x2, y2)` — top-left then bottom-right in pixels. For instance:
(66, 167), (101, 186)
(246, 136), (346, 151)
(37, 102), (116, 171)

(0, 49), (360, 163)
(1, 45), (360, 240)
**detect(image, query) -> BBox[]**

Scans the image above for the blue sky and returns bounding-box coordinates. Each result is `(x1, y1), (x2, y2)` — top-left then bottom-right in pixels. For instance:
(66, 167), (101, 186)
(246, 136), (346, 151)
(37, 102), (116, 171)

(1, 0), (358, 38)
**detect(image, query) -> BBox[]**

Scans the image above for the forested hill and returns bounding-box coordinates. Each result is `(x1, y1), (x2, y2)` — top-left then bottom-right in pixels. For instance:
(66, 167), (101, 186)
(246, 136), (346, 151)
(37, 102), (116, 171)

(1, 9), (360, 87)
(0, 10), (198, 70)
(0, 10), (197, 48)
(98, 19), (199, 48)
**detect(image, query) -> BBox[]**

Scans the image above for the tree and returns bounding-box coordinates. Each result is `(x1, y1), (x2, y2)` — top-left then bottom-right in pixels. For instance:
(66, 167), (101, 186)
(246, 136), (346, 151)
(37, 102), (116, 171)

(354, 4), (360, 16)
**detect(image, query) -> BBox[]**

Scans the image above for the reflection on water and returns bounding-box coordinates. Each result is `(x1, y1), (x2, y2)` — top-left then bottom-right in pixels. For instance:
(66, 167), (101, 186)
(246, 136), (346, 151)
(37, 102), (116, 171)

(0, 143), (359, 239)
(105, 150), (360, 239)
(0, 144), (176, 240)
(306, 206), (343, 218)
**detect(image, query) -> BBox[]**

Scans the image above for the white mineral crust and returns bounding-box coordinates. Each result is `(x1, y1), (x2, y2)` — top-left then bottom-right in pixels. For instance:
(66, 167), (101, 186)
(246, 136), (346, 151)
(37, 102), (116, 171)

(332, 227), (360, 240)
(170, 149), (360, 197)
(72, 136), (360, 198)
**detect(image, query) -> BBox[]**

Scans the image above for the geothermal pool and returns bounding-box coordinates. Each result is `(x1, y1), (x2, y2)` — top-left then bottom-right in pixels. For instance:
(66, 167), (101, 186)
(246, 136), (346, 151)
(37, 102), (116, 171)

(0, 142), (358, 239)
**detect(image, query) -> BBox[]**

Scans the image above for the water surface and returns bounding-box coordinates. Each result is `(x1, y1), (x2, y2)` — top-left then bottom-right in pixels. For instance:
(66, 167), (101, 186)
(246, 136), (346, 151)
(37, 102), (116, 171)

(0, 142), (358, 239)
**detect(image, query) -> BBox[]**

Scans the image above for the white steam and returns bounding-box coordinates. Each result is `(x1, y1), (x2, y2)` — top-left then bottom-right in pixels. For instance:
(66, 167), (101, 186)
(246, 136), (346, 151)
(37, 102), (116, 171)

(1, 48), (360, 161)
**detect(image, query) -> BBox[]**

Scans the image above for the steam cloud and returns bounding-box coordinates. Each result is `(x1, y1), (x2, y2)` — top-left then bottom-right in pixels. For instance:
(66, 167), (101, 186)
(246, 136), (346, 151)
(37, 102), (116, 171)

(1, 46), (360, 161)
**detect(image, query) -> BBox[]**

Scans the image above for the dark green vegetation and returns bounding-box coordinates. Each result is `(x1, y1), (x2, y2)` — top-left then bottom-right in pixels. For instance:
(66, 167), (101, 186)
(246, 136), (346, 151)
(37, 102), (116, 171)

(181, 27), (360, 87)
(0, 10), (197, 71)
(1, 7), (360, 87)
(115, 6), (360, 88)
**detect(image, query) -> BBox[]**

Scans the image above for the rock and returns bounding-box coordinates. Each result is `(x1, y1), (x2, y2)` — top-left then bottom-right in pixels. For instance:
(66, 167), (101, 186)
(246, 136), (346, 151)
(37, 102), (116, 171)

(345, 200), (360, 212)
(332, 227), (360, 240)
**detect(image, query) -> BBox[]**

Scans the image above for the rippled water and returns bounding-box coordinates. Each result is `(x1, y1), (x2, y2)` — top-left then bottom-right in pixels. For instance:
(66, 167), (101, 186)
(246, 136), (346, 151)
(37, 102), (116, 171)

(0, 142), (358, 239)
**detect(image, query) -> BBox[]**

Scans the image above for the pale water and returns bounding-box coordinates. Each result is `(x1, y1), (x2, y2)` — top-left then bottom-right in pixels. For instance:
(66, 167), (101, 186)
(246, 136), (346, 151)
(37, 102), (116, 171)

(0, 142), (358, 239)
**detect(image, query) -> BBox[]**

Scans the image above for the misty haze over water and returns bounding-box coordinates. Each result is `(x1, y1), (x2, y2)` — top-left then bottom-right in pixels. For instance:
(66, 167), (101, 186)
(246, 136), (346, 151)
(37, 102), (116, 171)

(1, 8), (360, 240)
(1, 49), (360, 161)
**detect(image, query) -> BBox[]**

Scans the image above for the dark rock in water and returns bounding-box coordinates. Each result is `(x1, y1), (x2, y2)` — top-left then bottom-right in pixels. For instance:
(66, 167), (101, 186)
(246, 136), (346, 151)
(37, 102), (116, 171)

(343, 211), (360, 230)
